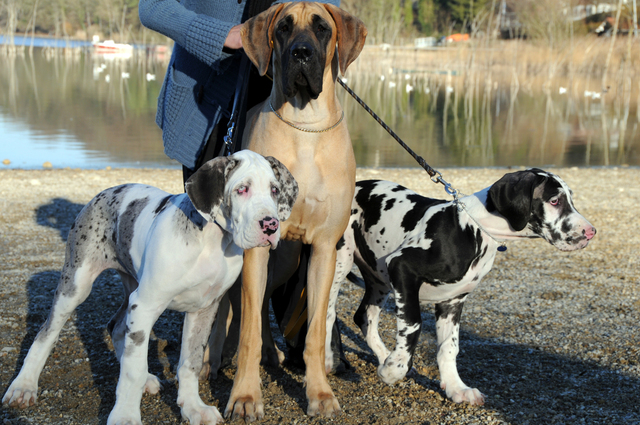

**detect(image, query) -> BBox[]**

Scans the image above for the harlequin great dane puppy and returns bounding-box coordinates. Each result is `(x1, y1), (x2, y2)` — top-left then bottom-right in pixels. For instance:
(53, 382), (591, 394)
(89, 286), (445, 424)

(327, 168), (596, 405)
(2, 150), (297, 425)
(223, 2), (367, 421)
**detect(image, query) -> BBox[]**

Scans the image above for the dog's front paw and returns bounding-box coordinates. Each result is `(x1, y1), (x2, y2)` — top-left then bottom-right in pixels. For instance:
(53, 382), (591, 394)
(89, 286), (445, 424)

(179, 398), (224, 425)
(107, 412), (142, 425)
(377, 360), (409, 385)
(225, 393), (264, 422)
(441, 382), (485, 405)
(144, 373), (163, 395)
(307, 391), (341, 418)
(3, 379), (38, 409)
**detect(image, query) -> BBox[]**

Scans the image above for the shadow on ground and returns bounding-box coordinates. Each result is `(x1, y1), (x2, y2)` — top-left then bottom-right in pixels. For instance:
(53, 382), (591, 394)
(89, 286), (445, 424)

(2, 198), (639, 424)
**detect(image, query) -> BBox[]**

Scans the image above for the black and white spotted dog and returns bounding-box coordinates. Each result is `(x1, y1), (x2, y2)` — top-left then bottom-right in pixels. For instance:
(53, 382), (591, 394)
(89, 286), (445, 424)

(2, 150), (298, 425)
(327, 168), (595, 405)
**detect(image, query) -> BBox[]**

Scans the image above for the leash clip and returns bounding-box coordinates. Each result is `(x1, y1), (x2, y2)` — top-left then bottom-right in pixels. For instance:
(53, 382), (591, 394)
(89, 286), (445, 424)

(431, 171), (460, 201)
(223, 121), (236, 156)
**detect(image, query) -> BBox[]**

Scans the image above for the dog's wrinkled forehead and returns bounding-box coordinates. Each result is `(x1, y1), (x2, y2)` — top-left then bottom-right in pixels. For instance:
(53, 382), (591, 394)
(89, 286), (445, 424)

(278, 2), (332, 29)
(275, 3), (335, 47)
(226, 151), (274, 192)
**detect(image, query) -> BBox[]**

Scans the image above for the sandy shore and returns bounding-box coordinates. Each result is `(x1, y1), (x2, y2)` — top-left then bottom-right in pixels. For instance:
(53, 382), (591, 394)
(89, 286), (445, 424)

(1, 166), (639, 425)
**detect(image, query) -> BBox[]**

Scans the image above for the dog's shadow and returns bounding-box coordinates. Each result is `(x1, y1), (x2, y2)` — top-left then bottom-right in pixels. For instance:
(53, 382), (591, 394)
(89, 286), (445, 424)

(6, 198), (185, 424)
(337, 279), (640, 423)
(35, 198), (84, 241)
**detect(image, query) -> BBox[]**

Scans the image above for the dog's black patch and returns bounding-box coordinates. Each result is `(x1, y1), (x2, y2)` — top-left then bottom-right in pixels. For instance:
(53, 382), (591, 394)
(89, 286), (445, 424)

(401, 194), (446, 233)
(128, 330), (146, 346)
(435, 293), (468, 326)
(388, 208), (483, 288)
(352, 221), (377, 271)
(384, 198), (396, 211)
(355, 180), (386, 232)
(336, 235), (345, 251)
(116, 197), (150, 275)
(154, 195), (172, 215)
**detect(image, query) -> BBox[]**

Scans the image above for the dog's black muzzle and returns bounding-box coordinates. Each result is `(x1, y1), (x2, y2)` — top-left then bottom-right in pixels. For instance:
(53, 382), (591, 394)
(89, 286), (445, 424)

(281, 37), (325, 99)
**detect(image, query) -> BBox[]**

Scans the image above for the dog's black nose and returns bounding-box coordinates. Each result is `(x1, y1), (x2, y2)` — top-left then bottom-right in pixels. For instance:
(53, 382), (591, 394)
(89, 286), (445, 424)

(290, 42), (314, 63)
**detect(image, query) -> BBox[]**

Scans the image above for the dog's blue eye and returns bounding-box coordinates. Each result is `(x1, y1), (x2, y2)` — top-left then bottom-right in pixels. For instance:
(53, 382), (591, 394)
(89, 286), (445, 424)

(271, 186), (279, 196)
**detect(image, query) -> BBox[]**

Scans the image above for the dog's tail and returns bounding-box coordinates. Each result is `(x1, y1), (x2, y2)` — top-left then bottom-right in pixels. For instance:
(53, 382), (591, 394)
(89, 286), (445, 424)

(346, 271), (365, 288)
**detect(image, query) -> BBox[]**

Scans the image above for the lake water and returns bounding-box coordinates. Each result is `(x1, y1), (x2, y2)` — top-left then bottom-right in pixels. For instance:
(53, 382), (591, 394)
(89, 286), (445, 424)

(1, 46), (638, 170)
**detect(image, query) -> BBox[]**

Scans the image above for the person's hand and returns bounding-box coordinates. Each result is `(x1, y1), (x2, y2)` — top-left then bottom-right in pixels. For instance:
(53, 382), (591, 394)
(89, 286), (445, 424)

(224, 24), (243, 50)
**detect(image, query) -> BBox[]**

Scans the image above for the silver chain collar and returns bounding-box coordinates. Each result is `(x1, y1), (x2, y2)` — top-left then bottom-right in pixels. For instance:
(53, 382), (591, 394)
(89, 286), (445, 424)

(269, 101), (344, 133)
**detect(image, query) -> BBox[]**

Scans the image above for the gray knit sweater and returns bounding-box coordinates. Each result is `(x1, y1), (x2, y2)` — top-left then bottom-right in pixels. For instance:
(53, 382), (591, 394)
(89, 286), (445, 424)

(139, 0), (340, 169)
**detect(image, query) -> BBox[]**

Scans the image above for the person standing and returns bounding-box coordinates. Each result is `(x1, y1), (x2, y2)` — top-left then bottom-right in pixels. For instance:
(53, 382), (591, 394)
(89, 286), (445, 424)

(138, 0), (340, 182)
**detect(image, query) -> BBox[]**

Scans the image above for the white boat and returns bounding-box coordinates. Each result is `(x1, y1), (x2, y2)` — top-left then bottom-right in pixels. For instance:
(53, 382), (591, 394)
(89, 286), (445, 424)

(92, 36), (133, 59)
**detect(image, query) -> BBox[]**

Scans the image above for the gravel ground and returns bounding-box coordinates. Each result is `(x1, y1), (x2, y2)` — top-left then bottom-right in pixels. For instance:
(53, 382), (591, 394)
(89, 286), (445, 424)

(1, 166), (639, 425)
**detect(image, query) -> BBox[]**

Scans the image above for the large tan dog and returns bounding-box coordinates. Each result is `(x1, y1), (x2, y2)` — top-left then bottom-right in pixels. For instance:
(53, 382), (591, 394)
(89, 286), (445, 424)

(224, 2), (366, 421)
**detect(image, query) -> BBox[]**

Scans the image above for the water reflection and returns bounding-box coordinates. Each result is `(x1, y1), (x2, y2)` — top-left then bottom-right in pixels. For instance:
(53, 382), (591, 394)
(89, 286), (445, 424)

(0, 47), (172, 169)
(341, 48), (639, 168)
(0, 45), (638, 169)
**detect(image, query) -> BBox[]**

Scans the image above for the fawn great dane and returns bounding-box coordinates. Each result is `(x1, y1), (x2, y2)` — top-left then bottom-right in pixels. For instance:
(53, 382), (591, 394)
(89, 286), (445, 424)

(224, 2), (367, 420)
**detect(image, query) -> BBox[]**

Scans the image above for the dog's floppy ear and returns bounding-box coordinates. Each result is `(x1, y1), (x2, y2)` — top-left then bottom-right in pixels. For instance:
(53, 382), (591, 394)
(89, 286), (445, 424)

(185, 156), (239, 222)
(488, 170), (547, 231)
(241, 3), (285, 76)
(265, 156), (298, 222)
(323, 3), (368, 75)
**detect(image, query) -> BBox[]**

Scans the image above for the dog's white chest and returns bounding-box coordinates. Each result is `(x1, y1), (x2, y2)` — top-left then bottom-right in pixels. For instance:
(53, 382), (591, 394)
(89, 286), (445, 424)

(166, 246), (243, 313)
(168, 280), (229, 312)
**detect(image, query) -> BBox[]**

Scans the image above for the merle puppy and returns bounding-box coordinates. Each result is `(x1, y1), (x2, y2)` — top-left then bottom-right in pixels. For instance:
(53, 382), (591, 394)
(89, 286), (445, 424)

(326, 168), (596, 405)
(3, 150), (297, 425)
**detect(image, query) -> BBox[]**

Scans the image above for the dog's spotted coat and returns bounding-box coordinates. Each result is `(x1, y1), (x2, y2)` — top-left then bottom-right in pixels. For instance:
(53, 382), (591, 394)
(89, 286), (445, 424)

(3, 150), (298, 425)
(327, 168), (596, 405)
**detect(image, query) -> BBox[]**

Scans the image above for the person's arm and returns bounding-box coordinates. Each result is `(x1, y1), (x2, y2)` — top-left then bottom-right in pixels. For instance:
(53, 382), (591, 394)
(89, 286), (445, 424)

(139, 0), (342, 65)
(139, 0), (237, 68)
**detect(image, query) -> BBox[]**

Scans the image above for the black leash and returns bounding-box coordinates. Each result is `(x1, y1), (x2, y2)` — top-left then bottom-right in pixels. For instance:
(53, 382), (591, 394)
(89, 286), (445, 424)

(337, 78), (458, 198)
(223, 54), (252, 156)
(339, 79), (506, 252)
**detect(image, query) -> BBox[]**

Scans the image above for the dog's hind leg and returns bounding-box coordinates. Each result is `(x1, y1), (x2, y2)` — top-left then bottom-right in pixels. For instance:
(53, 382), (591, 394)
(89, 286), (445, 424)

(3, 259), (102, 408)
(435, 294), (484, 405)
(324, 235), (354, 374)
(353, 268), (391, 366)
(107, 272), (162, 395)
(176, 301), (224, 425)
(376, 283), (422, 385)
(107, 286), (167, 425)
(108, 271), (138, 362)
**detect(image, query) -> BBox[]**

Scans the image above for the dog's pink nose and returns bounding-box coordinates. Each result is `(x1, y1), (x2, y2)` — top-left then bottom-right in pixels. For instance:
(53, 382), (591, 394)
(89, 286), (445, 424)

(260, 216), (279, 236)
(584, 226), (596, 240)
